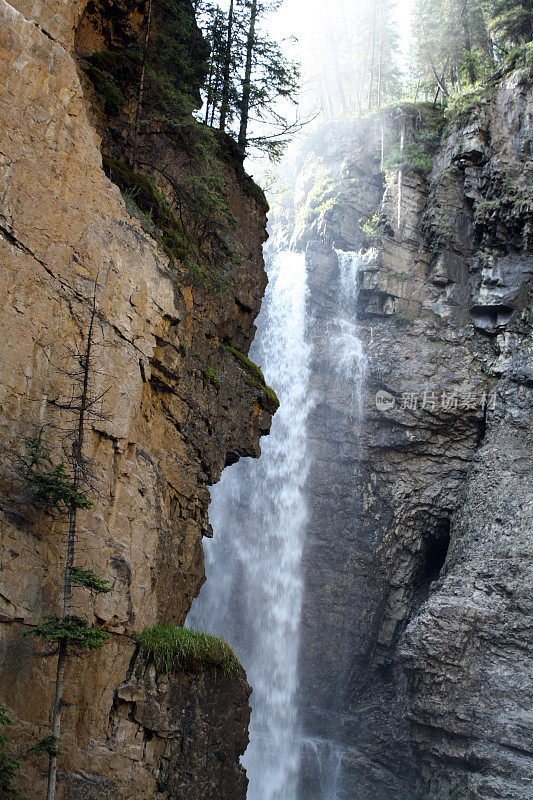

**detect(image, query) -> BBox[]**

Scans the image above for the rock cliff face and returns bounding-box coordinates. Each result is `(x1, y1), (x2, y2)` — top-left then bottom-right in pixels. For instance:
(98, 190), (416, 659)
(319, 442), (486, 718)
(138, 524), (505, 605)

(0, 1), (273, 798)
(280, 70), (532, 799)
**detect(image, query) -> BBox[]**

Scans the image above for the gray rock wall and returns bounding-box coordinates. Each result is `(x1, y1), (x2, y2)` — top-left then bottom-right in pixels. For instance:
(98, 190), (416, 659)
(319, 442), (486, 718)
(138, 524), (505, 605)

(293, 70), (532, 799)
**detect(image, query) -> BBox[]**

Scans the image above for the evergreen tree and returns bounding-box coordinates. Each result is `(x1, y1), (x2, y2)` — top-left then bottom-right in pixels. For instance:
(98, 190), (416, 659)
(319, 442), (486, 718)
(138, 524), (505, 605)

(19, 286), (113, 800)
(0, 704), (20, 799)
(483, 0), (533, 51)
(411, 0), (495, 100)
(195, 0), (301, 157)
(302, 0), (400, 118)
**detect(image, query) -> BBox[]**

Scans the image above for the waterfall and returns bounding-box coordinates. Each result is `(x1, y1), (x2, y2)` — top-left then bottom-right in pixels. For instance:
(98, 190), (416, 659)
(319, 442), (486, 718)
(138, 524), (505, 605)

(188, 250), (311, 800)
(188, 246), (366, 800)
(298, 248), (367, 800)
(332, 250), (366, 417)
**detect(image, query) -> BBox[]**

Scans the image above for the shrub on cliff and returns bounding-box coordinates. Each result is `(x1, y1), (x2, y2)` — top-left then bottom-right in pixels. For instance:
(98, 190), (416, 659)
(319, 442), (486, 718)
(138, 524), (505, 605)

(223, 345), (279, 408)
(138, 625), (240, 674)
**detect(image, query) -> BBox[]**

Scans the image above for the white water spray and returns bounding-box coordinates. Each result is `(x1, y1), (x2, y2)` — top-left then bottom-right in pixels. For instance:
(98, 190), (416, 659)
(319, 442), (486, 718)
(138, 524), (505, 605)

(332, 250), (367, 416)
(188, 250), (311, 800)
(298, 248), (367, 800)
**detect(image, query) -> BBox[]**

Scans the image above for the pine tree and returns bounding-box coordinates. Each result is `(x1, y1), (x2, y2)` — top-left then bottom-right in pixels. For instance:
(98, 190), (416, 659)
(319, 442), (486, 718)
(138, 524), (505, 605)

(483, 0), (533, 51)
(301, 0), (400, 119)
(411, 0), (494, 100)
(20, 285), (112, 800)
(218, 0), (236, 131)
(195, 0), (301, 158)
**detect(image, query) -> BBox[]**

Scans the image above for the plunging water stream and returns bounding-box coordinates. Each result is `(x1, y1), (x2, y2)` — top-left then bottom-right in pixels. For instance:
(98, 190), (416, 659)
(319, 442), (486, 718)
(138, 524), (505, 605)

(188, 247), (366, 799)
(188, 250), (311, 800)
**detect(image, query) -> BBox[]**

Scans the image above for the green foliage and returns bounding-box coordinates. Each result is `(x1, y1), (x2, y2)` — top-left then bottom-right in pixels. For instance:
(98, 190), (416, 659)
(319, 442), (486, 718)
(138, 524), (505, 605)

(473, 197), (502, 220)
(360, 213), (384, 245)
(243, 376), (280, 407)
(0, 704), (20, 799)
(306, 194), (340, 221)
(84, 48), (143, 116)
(384, 141), (433, 176)
(196, 0), (301, 157)
(87, 7), (208, 128)
(471, 185), (533, 244)
(105, 155), (233, 294)
(104, 158), (176, 230)
(23, 616), (112, 652)
(70, 568), (111, 594)
(85, 66), (125, 115)
(106, 158), (198, 266)
(431, 206), (456, 244)
(445, 83), (488, 121)
(89, 49), (143, 72)
(223, 345), (265, 384)
(204, 366), (220, 387)
(502, 41), (533, 75)
(484, 0), (533, 51)
(137, 625), (239, 674)
(394, 310), (415, 326)
(381, 107), (442, 178)
(27, 735), (60, 758)
(411, 0), (496, 99)
(410, 0), (532, 104)
(123, 191), (157, 237)
(147, 0), (210, 123)
(223, 344), (279, 408)
(21, 436), (93, 513)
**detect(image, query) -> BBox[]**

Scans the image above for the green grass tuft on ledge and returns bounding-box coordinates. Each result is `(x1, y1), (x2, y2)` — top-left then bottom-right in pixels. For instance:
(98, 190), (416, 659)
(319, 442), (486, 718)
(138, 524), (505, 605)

(223, 345), (280, 409)
(137, 625), (240, 675)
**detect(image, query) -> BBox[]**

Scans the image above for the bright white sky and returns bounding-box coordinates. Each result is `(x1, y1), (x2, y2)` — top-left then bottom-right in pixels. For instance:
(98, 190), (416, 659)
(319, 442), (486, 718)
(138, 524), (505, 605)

(212, 0), (416, 174)
(214, 0), (415, 76)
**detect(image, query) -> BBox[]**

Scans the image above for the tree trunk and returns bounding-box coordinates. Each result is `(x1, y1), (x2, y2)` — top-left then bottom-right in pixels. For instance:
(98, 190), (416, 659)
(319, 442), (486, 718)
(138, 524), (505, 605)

(132, 0), (153, 171)
(219, 0), (234, 132)
(460, 0), (477, 85)
(238, 0), (258, 153)
(204, 10), (221, 125)
(368, 0), (377, 111)
(45, 640), (67, 800)
(45, 293), (96, 800)
(331, 39), (348, 115)
(377, 0), (383, 108)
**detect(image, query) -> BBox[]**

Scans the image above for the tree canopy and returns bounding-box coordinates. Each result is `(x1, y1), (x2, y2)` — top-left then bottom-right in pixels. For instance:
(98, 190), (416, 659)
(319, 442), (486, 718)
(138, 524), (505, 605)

(195, 0), (301, 158)
(410, 0), (532, 101)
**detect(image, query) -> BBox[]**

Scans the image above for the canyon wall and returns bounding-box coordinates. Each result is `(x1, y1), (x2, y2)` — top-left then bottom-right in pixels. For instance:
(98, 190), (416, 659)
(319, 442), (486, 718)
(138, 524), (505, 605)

(0, 1), (274, 798)
(276, 67), (533, 799)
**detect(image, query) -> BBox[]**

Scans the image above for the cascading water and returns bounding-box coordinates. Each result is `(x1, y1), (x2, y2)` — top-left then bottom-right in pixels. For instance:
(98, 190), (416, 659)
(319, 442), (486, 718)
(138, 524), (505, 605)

(188, 250), (311, 800)
(332, 250), (367, 417)
(188, 246), (366, 799)
(298, 248), (367, 800)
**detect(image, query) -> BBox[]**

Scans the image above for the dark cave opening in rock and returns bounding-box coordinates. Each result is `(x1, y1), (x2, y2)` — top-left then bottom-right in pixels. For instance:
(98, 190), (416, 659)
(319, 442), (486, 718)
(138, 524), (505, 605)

(412, 519), (451, 606)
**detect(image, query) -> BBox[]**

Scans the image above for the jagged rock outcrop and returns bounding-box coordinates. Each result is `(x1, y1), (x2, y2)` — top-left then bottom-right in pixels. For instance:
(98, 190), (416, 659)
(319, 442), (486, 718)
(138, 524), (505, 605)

(0, 1), (272, 798)
(287, 69), (532, 799)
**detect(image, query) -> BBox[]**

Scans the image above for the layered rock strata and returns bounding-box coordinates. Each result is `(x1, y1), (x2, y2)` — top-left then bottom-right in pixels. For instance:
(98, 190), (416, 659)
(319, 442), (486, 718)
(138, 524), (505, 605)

(0, 1), (272, 798)
(290, 71), (532, 799)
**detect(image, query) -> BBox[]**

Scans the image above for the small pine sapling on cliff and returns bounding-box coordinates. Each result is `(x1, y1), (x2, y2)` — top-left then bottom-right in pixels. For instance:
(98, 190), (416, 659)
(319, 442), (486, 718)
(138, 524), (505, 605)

(19, 284), (113, 800)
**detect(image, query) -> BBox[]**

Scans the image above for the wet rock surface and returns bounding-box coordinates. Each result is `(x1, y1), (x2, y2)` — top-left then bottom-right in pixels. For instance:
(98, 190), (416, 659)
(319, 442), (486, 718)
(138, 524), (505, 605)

(293, 75), (532, 799)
